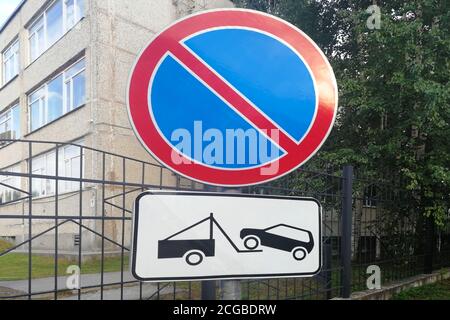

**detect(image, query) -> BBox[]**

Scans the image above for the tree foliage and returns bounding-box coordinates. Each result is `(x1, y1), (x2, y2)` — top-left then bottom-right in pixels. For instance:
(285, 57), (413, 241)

(233, 0), (450, 225)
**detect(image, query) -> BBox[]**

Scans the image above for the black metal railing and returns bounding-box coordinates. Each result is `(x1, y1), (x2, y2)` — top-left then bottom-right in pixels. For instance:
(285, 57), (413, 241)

(0, 139), (448, 300)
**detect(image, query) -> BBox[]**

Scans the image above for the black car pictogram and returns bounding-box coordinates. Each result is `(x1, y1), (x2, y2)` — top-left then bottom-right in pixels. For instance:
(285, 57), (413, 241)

(240, 224), (314, 261)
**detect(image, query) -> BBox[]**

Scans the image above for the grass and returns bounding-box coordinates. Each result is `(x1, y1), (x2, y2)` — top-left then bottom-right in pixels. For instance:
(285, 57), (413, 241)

(0, 240), (13, 252)
(391, 279), (450, 300)
(0, 247), (129, 281)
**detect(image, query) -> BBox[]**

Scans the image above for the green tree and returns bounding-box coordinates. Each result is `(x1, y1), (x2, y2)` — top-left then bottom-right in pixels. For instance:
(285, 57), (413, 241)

(233, 0), (450, 225)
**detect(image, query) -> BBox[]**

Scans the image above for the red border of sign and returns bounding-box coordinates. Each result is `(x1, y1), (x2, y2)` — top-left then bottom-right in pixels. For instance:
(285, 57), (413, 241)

(127, 9), (338, 187)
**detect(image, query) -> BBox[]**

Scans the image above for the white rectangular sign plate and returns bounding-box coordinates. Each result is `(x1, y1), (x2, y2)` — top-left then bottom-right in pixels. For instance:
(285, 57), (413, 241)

(131, 191), (322, 282)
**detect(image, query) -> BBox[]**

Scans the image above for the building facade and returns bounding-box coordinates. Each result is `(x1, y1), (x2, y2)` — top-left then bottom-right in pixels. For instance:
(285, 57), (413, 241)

(0, 0), (233, 253)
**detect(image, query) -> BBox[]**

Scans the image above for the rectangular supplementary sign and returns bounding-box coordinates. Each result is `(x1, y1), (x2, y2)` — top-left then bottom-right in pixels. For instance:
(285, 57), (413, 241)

(131, 191), (322, 282)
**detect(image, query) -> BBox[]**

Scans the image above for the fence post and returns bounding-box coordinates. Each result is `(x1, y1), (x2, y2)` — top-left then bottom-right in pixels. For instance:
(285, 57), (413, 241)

(341, 165), (353, 298)
(424, 216), (435, 274)
(321, 238), (333, 300)
(201, 281), (217, 300)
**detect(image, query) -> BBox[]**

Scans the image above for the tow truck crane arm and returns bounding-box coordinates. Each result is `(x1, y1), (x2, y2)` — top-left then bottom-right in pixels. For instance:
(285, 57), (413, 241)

(162, 213), (262, 253)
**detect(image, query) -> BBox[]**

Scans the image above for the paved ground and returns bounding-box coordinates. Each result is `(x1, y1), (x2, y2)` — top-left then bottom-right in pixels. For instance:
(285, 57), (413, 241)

(0, 271), (173, 300)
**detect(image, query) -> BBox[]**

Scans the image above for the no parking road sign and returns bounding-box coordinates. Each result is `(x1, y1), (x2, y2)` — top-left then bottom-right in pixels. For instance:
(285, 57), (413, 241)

(127, 9), (338, 187)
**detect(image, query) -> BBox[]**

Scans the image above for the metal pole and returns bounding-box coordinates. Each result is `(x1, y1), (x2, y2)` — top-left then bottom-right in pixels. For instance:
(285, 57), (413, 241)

(341, 165), (353, 298)
(28, 142), (32, 300)
(219, 187), (241, 300)
(201, 281), (217, 300)
(201, 185), (217, 300)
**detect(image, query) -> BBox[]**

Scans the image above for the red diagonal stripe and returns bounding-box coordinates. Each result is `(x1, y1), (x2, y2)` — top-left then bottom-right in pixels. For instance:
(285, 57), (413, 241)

(168, 41), (299, 153)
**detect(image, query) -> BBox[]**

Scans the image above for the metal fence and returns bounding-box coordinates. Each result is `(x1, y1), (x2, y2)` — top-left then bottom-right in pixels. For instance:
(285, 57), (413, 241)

(0, 139), (448, 300)
(349, 169), (450, 292)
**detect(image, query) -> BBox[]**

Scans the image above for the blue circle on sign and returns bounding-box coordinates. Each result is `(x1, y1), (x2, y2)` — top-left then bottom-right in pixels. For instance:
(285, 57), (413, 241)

(150, 27), (317, 169)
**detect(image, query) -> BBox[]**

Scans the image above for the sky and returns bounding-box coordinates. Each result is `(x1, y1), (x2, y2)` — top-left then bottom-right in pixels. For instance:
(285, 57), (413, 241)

(0, 0), (22, 28)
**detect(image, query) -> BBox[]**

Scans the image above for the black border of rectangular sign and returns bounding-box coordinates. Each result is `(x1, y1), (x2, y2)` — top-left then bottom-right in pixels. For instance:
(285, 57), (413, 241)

(131, 191), (322, 282)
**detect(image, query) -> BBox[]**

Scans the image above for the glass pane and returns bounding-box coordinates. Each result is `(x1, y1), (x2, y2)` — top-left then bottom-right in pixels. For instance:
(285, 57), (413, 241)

(13, 52), (19, 75)
(65, 59), (85, 79)
(31, 156), (44, 196)
(65, 81), (71, 110)
(29, 34), (38, 61)
(77, 0), (85, 19)
(46, 152), (56, 176)
(69, 157), (80, 191)
(64, 145), (78, 160)
(4, 59), (12, 82)
(29, 16), (44, 34)
(0, 111), (8, 135)
(72, 71), (85, 109)
(47, 75), (63, 122)
(3, 46), (12, 60)
(30, 101), (41, 131)
(30, 87), (44, 103)
(46, 0), (63, 46)
(12, 41), (19, 54)
(29, 18), (44, 60)
(65, 0), (75, 29)
(46, 153), (56, 195)
(11, 105), (20, 139)
(71, 157), (80, 177)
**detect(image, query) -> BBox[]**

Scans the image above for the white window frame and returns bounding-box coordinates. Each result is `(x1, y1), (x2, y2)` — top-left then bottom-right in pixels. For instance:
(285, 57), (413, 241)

(2, 39), (20, 84)
(0, 104), (21, 141)
(59, 142), (85, 193)
(31, 140), (84, 198)
(0, 110), (12, 135)
(28, 57), (85, 132)
(28, 14), (45, 62)
(32, 152), (55, 197)
(29, 88), (46, 131)
(64, 63), (85, 112)
(0, 165), (22, 204)
(363, 185), (378, 208)
(28, 0), (85, 63)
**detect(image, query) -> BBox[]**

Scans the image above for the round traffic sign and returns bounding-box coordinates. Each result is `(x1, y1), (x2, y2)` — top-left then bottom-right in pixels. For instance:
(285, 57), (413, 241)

(127, 9), (338, 187)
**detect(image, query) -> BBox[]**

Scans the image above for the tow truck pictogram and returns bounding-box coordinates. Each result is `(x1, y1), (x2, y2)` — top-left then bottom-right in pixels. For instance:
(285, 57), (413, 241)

(158, 213), (314, 266)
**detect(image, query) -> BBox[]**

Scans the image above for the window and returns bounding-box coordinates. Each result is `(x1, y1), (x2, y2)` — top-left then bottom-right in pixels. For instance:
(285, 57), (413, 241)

(64, 59), (86, 111)
(46, 0), (63, 46)
(363, 185), (378, 208)
(0, 165), (22, 204)
(32, 140), (84, 197)
(28, 0), (85, 62)
(29, 16), (45, 62)
(265, 225), (311, 243)
(47, 75), (63, 122)
(59, 143), (83, 193)
(0, 105), (21, 144)
(32, 152), (56, 197)
(65, 0), (76, 29)
(29, 87), (46, 131)
(2, 39), (19, 84)
(29, 58), (85, 131)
